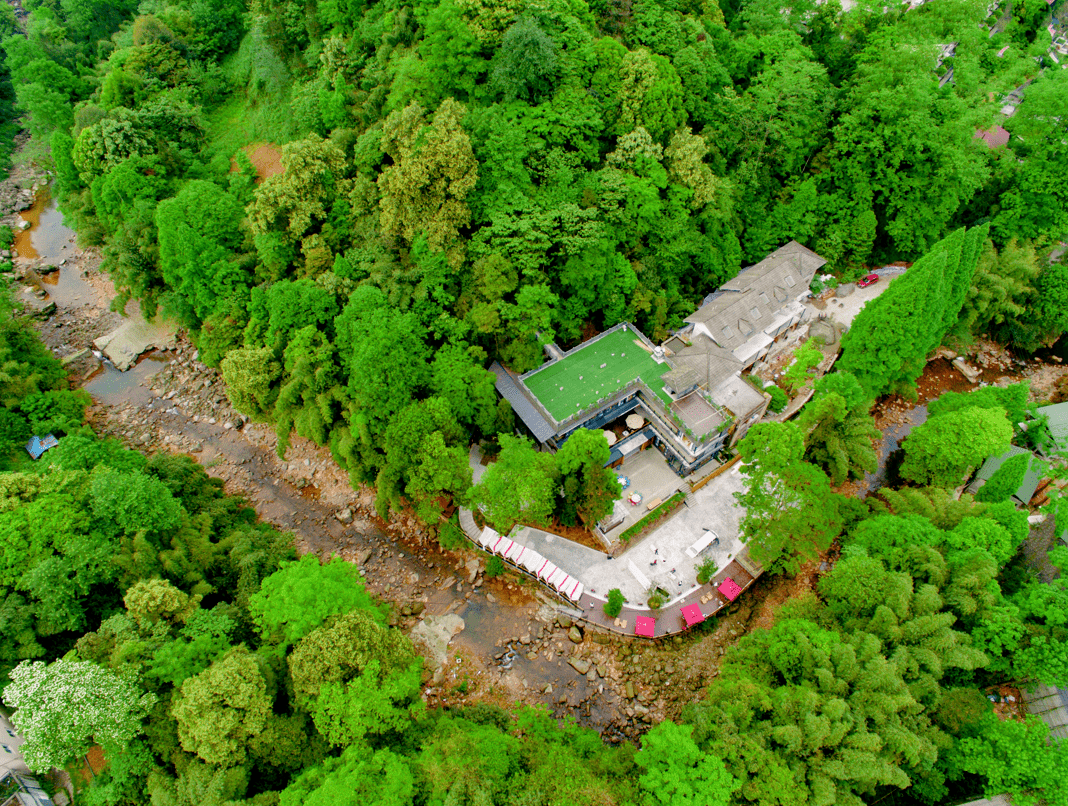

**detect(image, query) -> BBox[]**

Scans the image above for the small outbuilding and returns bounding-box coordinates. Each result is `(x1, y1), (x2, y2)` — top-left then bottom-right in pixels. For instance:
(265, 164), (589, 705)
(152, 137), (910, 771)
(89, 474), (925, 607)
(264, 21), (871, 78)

(23, 434), (58, 460)
(964, 446), (1042, 507)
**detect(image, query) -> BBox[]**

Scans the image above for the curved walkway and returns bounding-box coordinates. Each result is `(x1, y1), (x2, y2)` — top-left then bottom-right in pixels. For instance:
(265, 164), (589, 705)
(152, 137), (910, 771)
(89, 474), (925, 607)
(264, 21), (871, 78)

(457, 453), (762, 639)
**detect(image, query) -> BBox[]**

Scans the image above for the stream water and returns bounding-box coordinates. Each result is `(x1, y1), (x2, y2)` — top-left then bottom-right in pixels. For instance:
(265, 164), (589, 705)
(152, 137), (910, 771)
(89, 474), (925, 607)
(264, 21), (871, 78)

(17, 187), (173, 400)
(83, 353), (170, 406)
(15, 190), (95, 308)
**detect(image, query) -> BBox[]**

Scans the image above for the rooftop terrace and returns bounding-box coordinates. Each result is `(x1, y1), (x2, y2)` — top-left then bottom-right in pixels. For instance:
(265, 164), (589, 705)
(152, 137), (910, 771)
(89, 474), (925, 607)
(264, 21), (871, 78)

(522, 326), (671, 422)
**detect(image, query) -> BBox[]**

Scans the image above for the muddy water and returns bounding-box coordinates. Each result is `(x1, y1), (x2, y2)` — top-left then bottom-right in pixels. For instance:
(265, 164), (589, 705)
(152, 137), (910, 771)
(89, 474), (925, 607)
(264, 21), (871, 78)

(84, 353), (169, 406)
(15, 192), (94, 308)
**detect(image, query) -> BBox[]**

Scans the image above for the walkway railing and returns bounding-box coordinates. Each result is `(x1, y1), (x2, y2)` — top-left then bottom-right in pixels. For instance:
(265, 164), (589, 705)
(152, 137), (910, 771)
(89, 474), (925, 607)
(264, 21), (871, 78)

(455, 505), (763, 640)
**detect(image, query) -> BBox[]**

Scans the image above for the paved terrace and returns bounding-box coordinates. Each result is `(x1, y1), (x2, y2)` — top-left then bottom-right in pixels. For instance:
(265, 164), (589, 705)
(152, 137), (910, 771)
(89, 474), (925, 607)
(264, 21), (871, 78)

(459, 457), (760, 639)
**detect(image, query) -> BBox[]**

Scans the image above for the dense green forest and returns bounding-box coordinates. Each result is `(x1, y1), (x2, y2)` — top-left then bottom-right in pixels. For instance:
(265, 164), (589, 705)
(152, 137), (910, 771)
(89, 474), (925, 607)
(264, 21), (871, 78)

(3, 0), (1067, 528)
(3, 288), (1068, 804)
(3, 0), (1068, 803)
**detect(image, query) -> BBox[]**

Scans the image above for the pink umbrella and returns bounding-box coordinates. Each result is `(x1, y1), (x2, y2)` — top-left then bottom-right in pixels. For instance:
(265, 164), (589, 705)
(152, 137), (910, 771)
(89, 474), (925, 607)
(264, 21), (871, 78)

(718, 577), (742, 601)
(635, 616), (656, 638)
(681, 604), (704, 627)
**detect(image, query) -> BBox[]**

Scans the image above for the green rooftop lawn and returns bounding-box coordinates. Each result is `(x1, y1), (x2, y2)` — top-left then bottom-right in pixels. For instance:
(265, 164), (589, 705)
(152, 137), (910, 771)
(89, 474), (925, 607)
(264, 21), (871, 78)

(523, 328), (672, 421)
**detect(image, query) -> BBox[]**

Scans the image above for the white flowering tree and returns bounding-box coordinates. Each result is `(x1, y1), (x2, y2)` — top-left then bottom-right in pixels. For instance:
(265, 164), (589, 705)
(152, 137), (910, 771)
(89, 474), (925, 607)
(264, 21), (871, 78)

(3, 659), (156, 772)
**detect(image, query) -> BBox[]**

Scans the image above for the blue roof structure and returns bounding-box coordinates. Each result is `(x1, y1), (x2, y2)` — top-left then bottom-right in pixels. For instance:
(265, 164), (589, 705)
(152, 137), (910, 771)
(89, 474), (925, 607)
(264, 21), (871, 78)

(24, 434), (59, 460)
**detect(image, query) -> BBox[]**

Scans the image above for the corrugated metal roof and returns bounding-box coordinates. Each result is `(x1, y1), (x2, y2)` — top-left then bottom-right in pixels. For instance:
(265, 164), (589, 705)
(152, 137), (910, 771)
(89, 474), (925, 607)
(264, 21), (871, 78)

(966, 445), (1042, 506)
(24, 434), (58, 461)
(490, 362), (557, 443)
(1042, 402), (1068, 450)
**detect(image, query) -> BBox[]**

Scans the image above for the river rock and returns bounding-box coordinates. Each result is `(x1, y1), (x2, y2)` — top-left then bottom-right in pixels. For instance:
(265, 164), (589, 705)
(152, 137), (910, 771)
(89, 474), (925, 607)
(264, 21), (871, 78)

(410, 601), (425, 616)
(61, 348), (89, 365)
(21, 291), (56, 318)
(409, 614), (465, 673)
(625, 681), (636, 699)
(556, 614), (573, 629)
(465, 558), (479, 584)
(38, 264), (58, 275)
(568, 625), (583, 644)
(94, 317), (178, 371)
(568, 656), (592, 675)
(335, 508), (354, 525)
(951, 357), (982, 383)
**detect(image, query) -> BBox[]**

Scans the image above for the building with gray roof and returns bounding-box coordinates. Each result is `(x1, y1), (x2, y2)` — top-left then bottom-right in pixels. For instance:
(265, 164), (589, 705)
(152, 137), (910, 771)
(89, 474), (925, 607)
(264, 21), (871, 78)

(964, 446), (1043, 507)
(490, 242), (830, 477)
(682, 240), (825, 367)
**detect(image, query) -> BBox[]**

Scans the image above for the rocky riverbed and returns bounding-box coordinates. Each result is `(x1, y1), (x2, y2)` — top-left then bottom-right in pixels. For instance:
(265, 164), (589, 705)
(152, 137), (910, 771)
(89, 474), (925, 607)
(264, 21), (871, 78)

(19, 169), (1064, 743)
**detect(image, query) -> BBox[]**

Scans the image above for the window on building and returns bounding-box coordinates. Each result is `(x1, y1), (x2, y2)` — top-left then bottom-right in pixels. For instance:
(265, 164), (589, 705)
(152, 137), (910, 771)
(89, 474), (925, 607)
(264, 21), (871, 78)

(784, 274), (796, 287)
(750, 306), (762, 320)
(739, 319), (754, 336)
(759, 292), (770, 306)
(721, 325), (734, 340)
(774, 286), (787, 302)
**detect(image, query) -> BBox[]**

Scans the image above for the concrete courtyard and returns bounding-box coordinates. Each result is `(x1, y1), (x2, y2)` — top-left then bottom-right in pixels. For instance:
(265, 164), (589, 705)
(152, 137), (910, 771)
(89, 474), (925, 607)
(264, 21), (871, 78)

(603, 448), (686, 543)
(516, 463), (749, 610)
(808, 272), (896, 330)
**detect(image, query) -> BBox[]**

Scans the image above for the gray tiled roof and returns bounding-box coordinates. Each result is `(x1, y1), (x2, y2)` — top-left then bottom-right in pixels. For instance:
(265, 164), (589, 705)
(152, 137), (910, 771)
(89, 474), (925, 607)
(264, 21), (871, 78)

(669, 335), (743, 390)
(685, 241), (826, 351)
(660, 366), (700, 395)
(490, 361), (557, 443)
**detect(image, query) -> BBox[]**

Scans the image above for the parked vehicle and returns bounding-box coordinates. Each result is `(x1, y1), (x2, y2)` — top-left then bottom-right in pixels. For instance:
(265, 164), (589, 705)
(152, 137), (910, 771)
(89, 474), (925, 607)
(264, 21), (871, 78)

(857, 273), (880, 288)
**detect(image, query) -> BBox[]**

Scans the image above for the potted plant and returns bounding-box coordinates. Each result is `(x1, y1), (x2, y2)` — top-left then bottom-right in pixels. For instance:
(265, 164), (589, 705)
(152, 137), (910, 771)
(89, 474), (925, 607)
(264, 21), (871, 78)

(696, 557), (718, 585)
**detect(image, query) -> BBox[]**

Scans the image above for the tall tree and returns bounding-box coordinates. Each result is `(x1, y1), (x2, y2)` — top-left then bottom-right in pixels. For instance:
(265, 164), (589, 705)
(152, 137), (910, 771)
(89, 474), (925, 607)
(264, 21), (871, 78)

(900, 407), (1013, 488)
(636, 721), (737, 806)
(554, 429), (622, 527)
(171, 646), (271, 767)
(797, 376), (880, 485)
(377, 99), (478, 258)
(248, 555), (386, 651)
(838, 226), (987, 400)
(3, 659), (155, 772)
(735, 422), (845, 574)
(469, 434), (560, 532)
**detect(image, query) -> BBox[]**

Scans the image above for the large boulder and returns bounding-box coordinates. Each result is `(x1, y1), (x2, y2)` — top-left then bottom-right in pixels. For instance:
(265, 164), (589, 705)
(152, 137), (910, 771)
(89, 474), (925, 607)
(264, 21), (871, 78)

(409, 614), (465, 673)
(94, 317), (178, 371)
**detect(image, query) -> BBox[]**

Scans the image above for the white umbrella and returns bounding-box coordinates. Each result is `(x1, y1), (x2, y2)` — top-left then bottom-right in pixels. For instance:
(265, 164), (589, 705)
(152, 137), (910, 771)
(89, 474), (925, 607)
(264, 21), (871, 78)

(603, 430), (617, 445)
(626, 413), (645, 430)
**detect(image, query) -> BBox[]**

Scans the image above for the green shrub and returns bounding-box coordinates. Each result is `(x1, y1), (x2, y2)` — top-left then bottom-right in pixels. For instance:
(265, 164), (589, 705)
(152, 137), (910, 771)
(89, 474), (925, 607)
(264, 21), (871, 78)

(767, 385), (788, 413)
(619, 492), (686, 542)
(438, 516), (466, 551)
(604, 588), (624, 618)
(485, 556), (506, 578)
(696, 557), (719, 585)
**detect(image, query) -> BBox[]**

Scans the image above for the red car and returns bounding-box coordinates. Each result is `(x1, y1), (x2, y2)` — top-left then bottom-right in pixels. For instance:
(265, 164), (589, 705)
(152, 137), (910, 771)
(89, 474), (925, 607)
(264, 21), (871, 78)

(857, 273), (880, 288)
